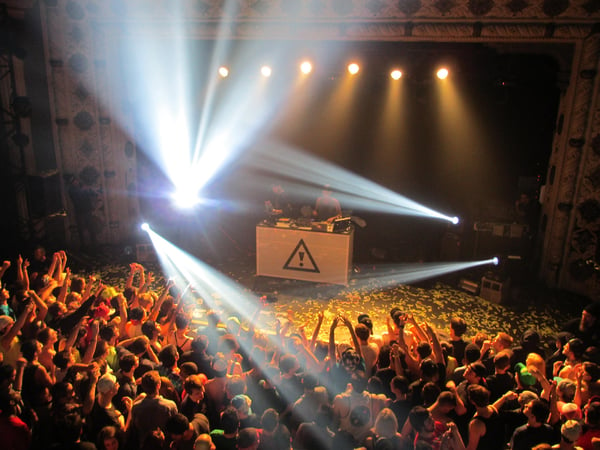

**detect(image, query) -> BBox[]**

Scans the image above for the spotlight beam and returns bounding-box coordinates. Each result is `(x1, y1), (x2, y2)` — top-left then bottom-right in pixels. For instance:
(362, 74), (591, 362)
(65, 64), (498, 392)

(246, 140), (458, 222)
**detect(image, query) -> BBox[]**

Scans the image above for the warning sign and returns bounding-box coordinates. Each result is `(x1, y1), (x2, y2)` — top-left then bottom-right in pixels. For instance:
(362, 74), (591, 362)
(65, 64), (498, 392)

(283, 239), (320, 273)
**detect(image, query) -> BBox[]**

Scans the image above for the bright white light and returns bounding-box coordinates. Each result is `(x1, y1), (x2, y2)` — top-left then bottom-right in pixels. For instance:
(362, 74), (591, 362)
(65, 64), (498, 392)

(172, 190), (200, 209)
(218, 66), (229, 78)
(348, 63), (360, 75)
(390, 69), (402, 80)
(140, 222), (150, 232)
(300, 61), (312, 74)
(492, 257), (499, 266)
(437, 67), (449, 79)
(451, 216), (460, 225)
(261, 66), (272, 77)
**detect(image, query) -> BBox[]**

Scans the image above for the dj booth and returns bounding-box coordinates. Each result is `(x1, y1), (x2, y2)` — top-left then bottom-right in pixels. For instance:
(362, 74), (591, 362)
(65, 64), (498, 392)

(256, 218), (354, 285)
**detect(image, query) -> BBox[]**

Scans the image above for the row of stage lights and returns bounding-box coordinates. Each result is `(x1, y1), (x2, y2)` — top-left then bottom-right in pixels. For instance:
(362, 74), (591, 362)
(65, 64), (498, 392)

(216, 62), (451, 80)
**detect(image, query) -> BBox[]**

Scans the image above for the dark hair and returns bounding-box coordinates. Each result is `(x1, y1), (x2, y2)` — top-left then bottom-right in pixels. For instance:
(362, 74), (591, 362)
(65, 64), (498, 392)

(158, 345), (178, 368)
(184, 374), (204, 393)
(119, 353), (138, 373)
(21, 339), (39, 362)
(464, 343), (481, 363)
(237, 427), (259, 449)
(166, 413), (189, 435)
(175, 313), (189, 330)
(529, 399), (550, 424)
(422, 382), (441, 407)
(354, 323), (370, 341)
(468, 384), (491, 407)
(129, 307), (145, 321)
(99, 324), (117, 342)
(494, 351), (511, 370)
(260, 409), (279, 432)
(141, 321), (158, 339)
(141, 371), (161, 394)
(391, 375), (409, 395)
(586, 401), (600, 426)
(408, 406), (431, 432)
(279, 354), (298, 374)
(191, 335), (209, 353)
(53, 349), (72, 369)
(220, 407), (240, 434)
(450, 317), (467, 336)
(37, 327), (52, 345)
(416, 342), (432, 360)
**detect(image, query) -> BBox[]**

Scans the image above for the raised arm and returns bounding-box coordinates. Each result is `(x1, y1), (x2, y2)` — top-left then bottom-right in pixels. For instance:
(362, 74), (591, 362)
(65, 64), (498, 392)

(27, 289), (48, 323)
(341, 315), (363, 360)
(1, 302), (34, 348)
(310, 310), (325, 351)
(424, 322), (445, 366)
(148, 279), (173, 322)
(0, 260), (10, 280)
(81, 320), (99, 364)
(328, 316), (341, 364)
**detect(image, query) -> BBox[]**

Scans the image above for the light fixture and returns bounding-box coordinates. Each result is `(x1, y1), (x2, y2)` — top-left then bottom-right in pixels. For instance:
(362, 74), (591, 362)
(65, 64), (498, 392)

(218, 66), (229, 78)
(436, 67), (449, 80)
(261, 66), (272, 77)
(347, 63), (360, 75)
(390, 69), (402, 80)
(300, 61), (312, 75)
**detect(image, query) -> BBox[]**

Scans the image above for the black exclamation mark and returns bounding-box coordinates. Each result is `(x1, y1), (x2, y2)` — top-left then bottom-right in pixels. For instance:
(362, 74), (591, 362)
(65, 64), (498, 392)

(299, 251), (304, 267)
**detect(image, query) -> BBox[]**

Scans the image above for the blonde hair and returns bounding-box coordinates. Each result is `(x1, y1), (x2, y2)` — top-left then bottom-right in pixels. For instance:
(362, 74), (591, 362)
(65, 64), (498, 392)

(374, 408), (399, 439)
(526, 353), (546, 375)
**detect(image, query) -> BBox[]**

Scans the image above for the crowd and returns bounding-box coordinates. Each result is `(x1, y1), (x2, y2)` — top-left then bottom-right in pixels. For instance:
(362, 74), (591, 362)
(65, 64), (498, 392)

(1, 245), (600, 450)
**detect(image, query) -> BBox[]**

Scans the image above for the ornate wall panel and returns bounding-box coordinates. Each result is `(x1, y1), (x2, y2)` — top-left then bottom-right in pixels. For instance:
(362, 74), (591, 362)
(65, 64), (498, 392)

(31, 0), (600, 295)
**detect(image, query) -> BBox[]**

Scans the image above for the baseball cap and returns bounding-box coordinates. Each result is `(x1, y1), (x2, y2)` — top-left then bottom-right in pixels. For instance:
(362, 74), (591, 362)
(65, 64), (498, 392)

(515, 362), (536, 386)
(561, 419), (582, 443)
(97, 373), (117, 394)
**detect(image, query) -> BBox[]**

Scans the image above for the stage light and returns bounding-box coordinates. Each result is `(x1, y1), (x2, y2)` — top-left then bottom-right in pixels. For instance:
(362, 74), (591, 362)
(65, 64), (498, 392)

(218, 66), (229, 78)
(347, 63), (360, 75)
(140, 223), (150, 232)
(261, 66), (272, 77)
(171, 190), (200, 209)
(451, 216), (460, 225)
(437, 68), (449, 79)
(300, 61), (312, 74)
(390, 69), (402, 80)
(492, 257), (499, 266)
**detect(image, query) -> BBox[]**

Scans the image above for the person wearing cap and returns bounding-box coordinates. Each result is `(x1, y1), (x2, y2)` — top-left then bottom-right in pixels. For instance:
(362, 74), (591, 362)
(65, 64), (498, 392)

(509, 398), (559, 449)
(88, 372), (128, 439)
(563, 302), (600, 350)
(554, 419), (583, 449)
(355, 323), (379, 377)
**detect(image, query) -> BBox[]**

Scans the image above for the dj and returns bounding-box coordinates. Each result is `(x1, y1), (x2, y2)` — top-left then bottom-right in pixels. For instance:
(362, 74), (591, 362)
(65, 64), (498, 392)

(313, 184), (342, 222)
(265, 183), (293, 219)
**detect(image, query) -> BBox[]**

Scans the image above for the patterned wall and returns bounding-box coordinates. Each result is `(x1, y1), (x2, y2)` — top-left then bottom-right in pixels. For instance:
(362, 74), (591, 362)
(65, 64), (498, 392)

(31, 0), (600, 296)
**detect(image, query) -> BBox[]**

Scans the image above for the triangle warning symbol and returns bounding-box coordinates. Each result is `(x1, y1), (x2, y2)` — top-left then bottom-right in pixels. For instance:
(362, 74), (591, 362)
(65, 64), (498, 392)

(283, 239), (320, 273)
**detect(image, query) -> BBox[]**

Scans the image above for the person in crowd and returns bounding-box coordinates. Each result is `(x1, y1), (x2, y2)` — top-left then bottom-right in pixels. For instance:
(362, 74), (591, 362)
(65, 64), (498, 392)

(128, 370), (178, 447)
(509, 398), (559, 450)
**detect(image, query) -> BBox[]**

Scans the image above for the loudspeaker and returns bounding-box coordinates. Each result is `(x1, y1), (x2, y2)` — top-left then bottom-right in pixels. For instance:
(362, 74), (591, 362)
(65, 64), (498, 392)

(28, 171), (63, 218)
(480, 276), (510, 304)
